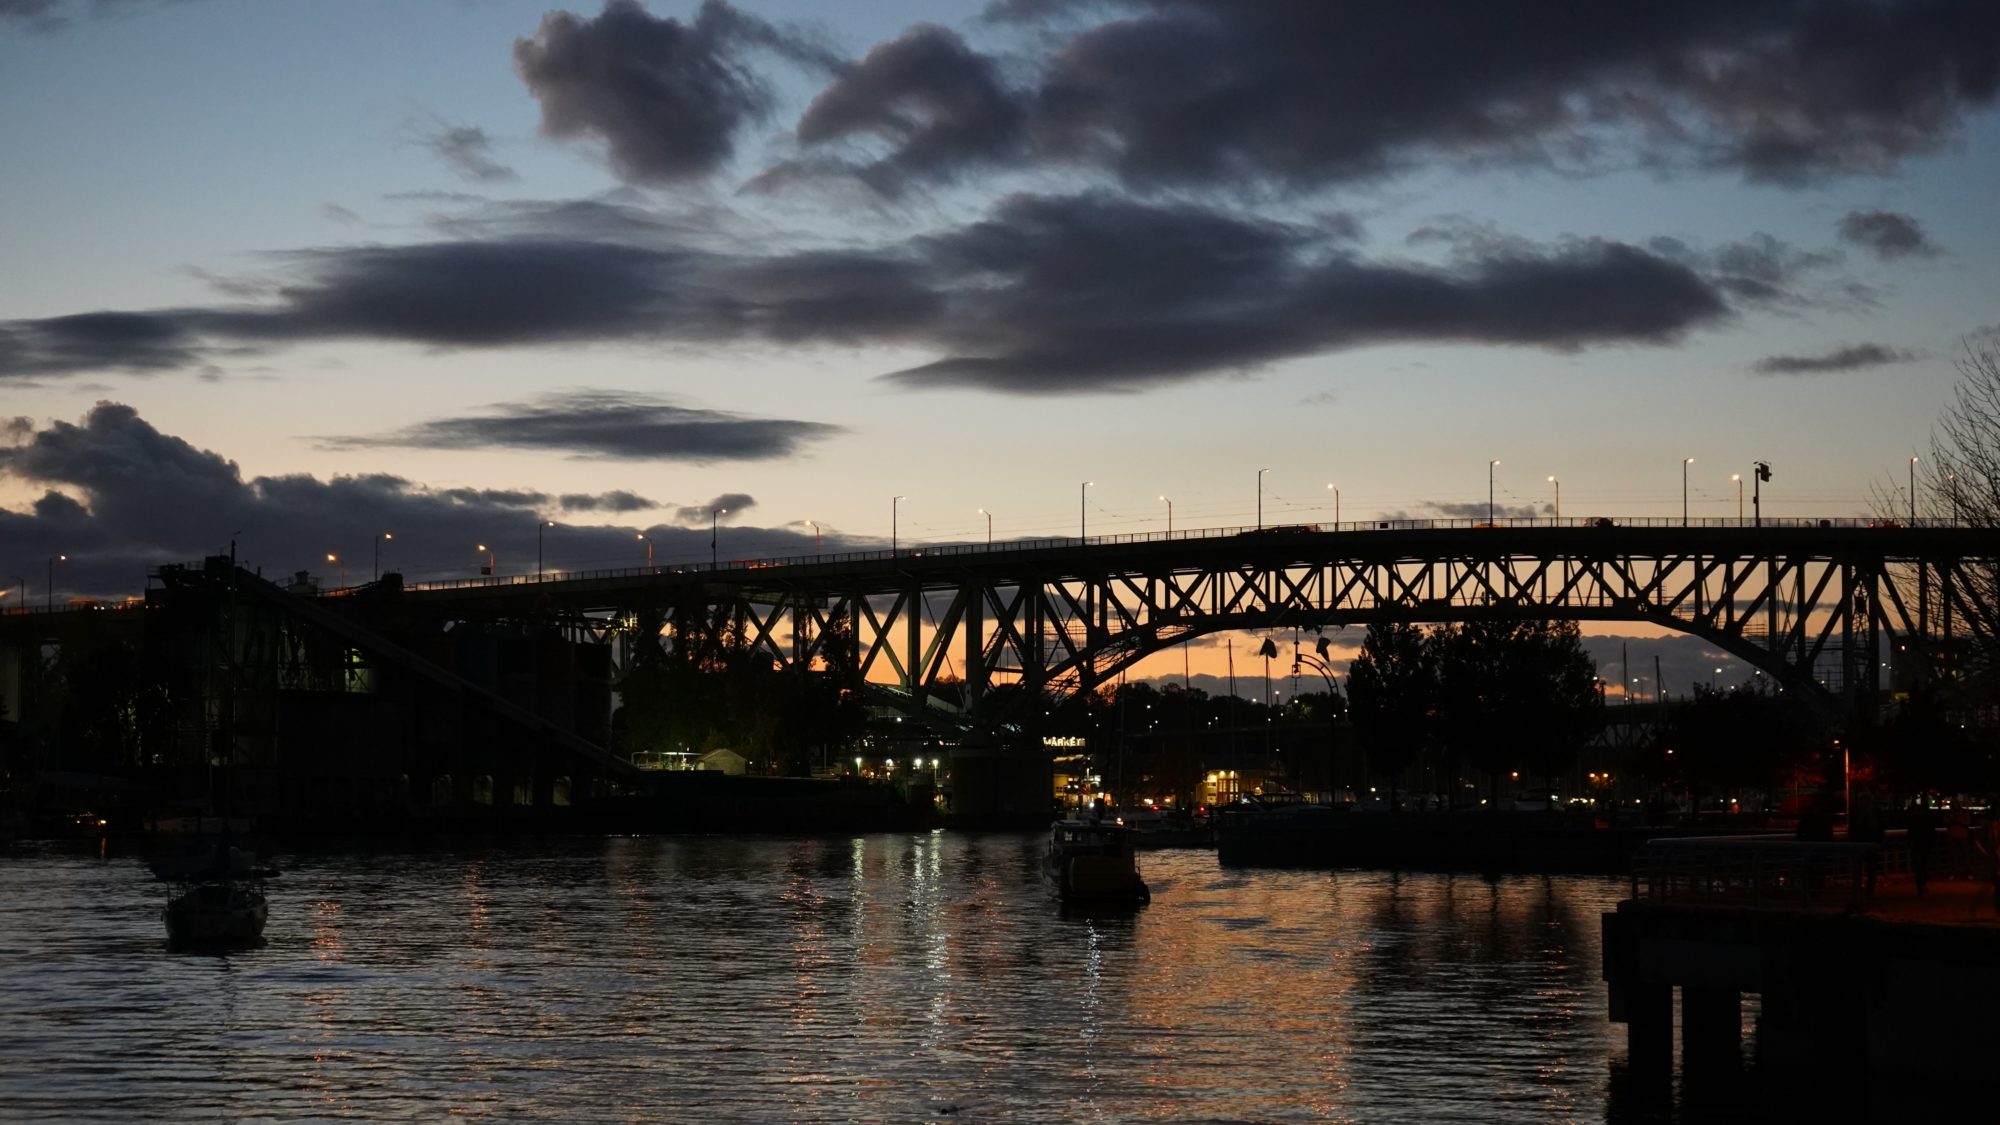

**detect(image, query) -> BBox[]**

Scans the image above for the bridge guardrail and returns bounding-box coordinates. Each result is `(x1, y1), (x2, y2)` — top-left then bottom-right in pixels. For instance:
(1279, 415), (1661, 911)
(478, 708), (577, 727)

(56, 515), (1973, 608)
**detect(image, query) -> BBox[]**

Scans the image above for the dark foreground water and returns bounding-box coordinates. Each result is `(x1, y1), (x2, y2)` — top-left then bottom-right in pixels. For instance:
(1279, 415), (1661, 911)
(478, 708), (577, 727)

(0, 834), (1740, 1123)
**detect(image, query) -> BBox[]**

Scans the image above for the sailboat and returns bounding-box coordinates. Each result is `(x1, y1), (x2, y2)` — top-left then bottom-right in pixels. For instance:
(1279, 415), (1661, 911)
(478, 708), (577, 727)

(161, 543), (270, 950)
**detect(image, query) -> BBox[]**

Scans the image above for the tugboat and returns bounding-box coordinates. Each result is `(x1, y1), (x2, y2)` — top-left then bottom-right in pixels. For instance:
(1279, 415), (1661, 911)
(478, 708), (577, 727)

(1045, 804), (1151, 907)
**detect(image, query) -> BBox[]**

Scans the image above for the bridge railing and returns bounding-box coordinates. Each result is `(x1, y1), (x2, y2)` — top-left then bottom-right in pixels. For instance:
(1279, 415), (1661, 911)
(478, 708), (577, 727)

(384, 515), (1960, 596)
(92, 516), (1965, 605)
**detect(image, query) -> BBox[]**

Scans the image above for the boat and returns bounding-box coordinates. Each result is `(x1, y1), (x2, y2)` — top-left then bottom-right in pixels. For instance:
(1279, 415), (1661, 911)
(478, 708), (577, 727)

(162, 878), (268, 949)
(1045, 814), (1151, 907)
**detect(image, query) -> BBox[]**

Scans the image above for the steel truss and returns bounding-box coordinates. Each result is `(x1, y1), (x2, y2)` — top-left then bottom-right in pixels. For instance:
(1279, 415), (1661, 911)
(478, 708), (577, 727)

(390, 525), (1998, 725)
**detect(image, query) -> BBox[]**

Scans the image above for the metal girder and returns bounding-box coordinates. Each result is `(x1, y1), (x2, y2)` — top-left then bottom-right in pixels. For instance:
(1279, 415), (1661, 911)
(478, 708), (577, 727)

(372, 525), (1996, 725)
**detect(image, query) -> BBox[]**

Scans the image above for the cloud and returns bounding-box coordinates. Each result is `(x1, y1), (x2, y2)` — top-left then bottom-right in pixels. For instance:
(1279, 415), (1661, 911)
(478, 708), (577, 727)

(559, 489), (656, 513)
(672, 493), (755, 526)
(1837, 209), (1941, 260)
(0, 310), (209, 377)
(788, 23), (1026, 195)
(320, 390), (842, 462)
(0, 402), (817, 598)
(420, 123), (518, 183)
(883, 194), (1729, 393)
(0, 193), (1740, 394)
(855, 0), (2000, 192)
(513, 0), (834, 184)
(1752, 342), (1917, 375)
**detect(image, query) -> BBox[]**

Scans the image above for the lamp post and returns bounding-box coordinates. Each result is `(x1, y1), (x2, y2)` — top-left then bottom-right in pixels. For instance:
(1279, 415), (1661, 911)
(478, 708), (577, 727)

(638, 532), (652, 570)
(1325, 483), (1339, 527)
(892, 495), (906, 553)
(1732, 473), (1742, 520)
(1682, 457), (1693, 526)
(477, 544), (495, 576)
(1294, 638), (1344, 794)
(1752, 461), (1770, 527)
(1080, 480), (1092, 542)
(537, 520), (553, 580)
(807, 519), (821, 560)
(1158, 496), (1172, 535)
(711, 507), (727, 568)
(1948, 471), (1960, 524)
(1547, 475), (1560, 520)
(373, 532), (393, 582)
(1257, 468), (1270, 530)
(1910, 455), (1919, 525)
(47, 553), (66, 612)
(977, 508), (991, 548)
(326, 553), (344, 589)
(1487, 460), (1499, 525)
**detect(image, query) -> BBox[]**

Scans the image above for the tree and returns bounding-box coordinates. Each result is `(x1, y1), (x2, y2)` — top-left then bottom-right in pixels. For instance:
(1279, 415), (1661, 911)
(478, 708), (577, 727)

(1345, 621), (1434, 810)
(1927, 337), (2000, 700)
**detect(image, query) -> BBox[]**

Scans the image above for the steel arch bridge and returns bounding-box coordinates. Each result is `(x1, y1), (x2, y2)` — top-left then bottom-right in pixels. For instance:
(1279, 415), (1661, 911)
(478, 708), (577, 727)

(386, 517), (1999, 727)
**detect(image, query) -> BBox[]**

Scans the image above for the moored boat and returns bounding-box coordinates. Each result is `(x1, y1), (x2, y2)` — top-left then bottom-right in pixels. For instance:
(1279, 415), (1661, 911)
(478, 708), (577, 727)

(1045, 816), (1151, 907)
(163, 879), (268, 950)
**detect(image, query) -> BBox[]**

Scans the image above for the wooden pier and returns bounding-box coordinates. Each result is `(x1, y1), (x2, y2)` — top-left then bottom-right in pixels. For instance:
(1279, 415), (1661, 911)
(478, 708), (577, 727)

(1602, 834), (2000, 1119)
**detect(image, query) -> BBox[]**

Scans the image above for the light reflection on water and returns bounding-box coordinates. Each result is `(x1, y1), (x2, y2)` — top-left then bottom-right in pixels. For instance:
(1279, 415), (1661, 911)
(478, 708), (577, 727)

(0, 833), (1693, 1122)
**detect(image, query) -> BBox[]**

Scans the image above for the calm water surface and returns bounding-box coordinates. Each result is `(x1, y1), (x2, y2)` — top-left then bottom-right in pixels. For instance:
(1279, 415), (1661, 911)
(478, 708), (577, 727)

(0, 833), (1718, 1122)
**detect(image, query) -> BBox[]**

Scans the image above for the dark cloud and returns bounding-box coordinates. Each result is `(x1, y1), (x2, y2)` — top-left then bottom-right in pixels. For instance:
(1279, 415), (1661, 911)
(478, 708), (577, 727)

(1752, 342), (1917, 375)
(320, 390), (841, 462)
(0, 311), (209, 378)
(0, 403), (817, 600)
(914, 0), (2000, 191)
(884, 194), (1729, 393)
(790, 23), (1026, 194)
(421, 123), (518, 183)
(0, 193), (1740, 394)
(560, 489), (656, 513)
(513, 0), (835, 184)
(1837, 209), (1941, 260)
(244, 240), (698, 347)
(672, 493), (755, 526)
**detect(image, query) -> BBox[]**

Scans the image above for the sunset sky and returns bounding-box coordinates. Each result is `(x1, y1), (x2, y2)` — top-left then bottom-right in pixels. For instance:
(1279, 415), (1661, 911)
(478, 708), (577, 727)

(5, 0), (1997, 693)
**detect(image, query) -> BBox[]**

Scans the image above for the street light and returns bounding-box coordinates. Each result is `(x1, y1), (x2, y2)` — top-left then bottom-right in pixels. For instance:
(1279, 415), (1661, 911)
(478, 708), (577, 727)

(1948, 471), (1960, 524)
(1731, 474), (1742, 521)
(537, 520), (553, 580)
(1256, 468), (1272, 529)
(476, 544), (495, 576)
(326, 553), (344, 588)
(47, 553), (66, 612)
(1325, 483), (1339, 527)
(1752, 460), (1771, 526)
(1910, 455), (1919, 525)
(1682, 457), (1694, 526)
(1487, 460), (1499, 525)
(892, 495), (906, 553)
(1080, 480), (1092, 542)
(711, 507), (727, 568)
(806, 519), (821, 560)
(1547, 475), (1560, 520)
(977, 508), (991, 548)
(638, 532), (652, 570)
(1158, 496), (1172, 536)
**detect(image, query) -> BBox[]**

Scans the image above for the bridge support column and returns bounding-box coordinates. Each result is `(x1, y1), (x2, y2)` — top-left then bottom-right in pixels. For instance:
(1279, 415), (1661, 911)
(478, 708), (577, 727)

(1681, 986), (1741, 1083)
(1625, 981), (1674, 1075)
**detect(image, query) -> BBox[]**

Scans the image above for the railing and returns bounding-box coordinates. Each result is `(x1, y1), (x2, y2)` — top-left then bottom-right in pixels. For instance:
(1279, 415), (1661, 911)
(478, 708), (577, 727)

(382, 515), (1971, 597)
(1632, 835), (1905, 911)
(8, 515), (1963, 613)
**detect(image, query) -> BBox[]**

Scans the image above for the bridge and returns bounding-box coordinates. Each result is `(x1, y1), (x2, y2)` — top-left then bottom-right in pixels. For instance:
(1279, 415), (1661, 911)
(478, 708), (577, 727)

(6, 517), (1992, 733)
(308, 516), (1997, 725)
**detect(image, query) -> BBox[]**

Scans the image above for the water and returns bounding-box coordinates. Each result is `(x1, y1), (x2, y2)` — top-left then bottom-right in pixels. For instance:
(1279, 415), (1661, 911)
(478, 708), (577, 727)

(0, 834), (1710, 1122)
